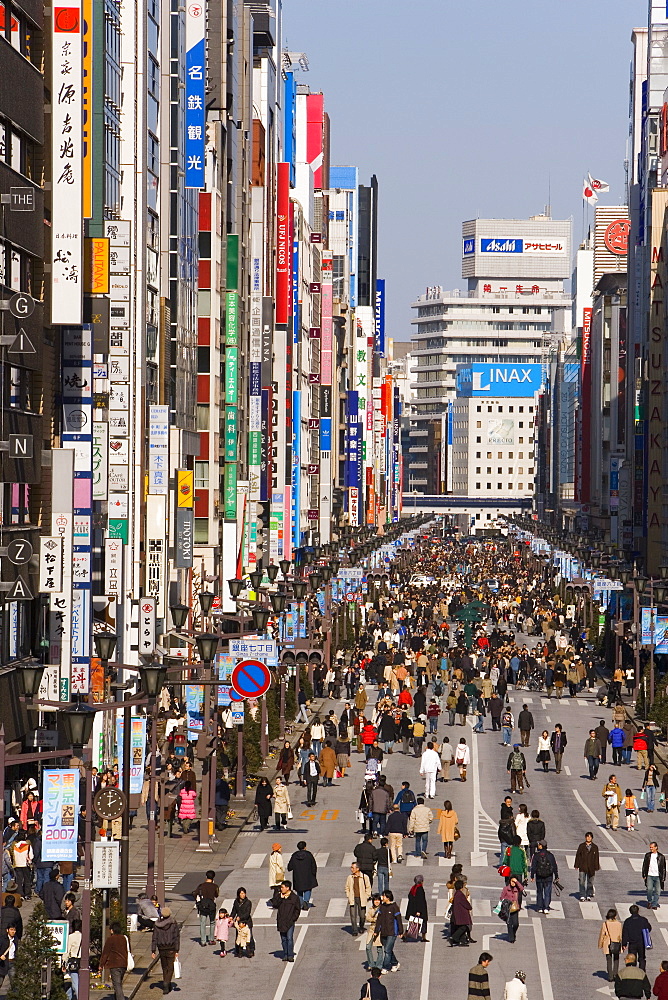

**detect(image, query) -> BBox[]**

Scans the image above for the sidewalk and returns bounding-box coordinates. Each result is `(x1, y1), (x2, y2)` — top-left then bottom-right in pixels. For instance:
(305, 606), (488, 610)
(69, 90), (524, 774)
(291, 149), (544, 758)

(125, 696), (327, 998)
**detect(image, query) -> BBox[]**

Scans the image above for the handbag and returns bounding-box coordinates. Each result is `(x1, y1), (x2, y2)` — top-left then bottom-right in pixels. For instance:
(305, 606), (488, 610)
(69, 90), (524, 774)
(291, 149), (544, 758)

(355, 809), (365, 825)
(643, 927), (653, 949)
(287, 810), (293, 820)
(498, 864), (511, 877)
(454, 826), (461, 841)
(509, 900), (520, 913)
(173, 957), (182, 980)
(125, 936), (135, 971)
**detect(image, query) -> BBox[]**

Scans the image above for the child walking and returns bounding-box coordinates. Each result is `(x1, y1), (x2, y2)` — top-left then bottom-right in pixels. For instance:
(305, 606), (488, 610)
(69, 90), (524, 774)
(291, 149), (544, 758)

(234, 918), (252, 957)
(624, 788), (640, 831)
(214, 908), (234, 956)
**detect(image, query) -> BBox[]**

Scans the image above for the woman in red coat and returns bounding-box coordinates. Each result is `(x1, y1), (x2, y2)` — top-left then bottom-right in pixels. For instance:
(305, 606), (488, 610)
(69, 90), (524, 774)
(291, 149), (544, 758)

(360, 720), (378, 760)
(276, 741), (295, 782)
(397, 688), (413, 708)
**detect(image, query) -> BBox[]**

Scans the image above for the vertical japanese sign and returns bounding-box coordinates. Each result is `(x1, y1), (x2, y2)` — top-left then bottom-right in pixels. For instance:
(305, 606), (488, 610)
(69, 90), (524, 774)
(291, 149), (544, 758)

(148, 405), (169, 495)
(146, 494), (167, 618)
(92, 421), (108, 499)
(50, 449), (74, 701)
(374, 279), (386, 357)
(275, 163), (290, 324)
(185, 0), (205, 187)
(647, 192), (668, 571)
(579, 306), (592, 504)
(138, 598), (156, 655)
(185, 685), (204, 733)
(104, 538), (122, 598)
(39, 537), (64, 595)
(42, 769), (79, 861)
(116, 717), (147, 794)
(52, 2), (83, 324)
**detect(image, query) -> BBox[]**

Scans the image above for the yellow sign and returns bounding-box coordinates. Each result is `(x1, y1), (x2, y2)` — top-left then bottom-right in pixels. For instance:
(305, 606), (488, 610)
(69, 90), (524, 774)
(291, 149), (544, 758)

(177, 469), (194, 508)
(84, 238), (110, 294)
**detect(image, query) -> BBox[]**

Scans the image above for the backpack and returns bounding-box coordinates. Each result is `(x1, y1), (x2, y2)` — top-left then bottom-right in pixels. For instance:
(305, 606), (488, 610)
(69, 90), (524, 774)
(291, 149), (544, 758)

(196, 894), (216, 918)
(324, 719), (337, 738)
(401, 788), (416, 806)
(534, 851), (553, 879)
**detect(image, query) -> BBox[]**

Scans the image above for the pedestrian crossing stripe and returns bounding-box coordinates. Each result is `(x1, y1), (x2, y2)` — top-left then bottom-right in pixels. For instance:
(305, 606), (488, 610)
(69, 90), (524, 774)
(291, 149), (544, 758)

(128, 877), (182, 890)
(565, 856), (618, 871)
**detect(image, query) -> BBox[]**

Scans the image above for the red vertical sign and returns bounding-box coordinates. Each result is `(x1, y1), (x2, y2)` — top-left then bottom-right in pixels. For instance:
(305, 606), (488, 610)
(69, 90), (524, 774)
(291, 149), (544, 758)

(579, 306), (592, 504)
(276, 162), (290, 325)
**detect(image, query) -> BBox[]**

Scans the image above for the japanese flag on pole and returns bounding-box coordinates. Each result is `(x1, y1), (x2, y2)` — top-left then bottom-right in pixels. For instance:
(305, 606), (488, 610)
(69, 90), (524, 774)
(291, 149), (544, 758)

(583, 179), (598, 205)
(588, 173), (610, 194)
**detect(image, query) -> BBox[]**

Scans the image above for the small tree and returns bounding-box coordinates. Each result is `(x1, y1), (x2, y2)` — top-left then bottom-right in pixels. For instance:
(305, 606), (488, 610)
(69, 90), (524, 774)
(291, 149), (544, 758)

(8, 901), (67, 1000)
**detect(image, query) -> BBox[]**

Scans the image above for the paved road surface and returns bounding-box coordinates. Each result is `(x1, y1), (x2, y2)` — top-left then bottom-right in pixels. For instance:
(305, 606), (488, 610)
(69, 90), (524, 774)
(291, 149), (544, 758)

(136, 681), (664, 1000)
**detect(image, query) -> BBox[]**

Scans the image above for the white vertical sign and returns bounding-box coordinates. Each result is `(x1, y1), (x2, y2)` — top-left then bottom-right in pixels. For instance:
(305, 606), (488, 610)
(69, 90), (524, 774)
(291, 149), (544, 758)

(146, 494), (167, 618)
(51, 2), (83, 324)
(148, 405), (169, 495)
(104, 538), (123, 598)
(138, 598), (156, 655)
(39, 537), (64, 594)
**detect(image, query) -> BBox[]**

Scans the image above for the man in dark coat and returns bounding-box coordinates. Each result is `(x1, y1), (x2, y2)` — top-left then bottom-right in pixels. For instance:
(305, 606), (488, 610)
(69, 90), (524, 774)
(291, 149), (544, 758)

(276, 881), (301, 962)
(40, 870), (65, 919)
(151, 905), (181, 995)
(517, 705), (534, 747)
(0, 897), (22, 939)
(354, 833), (378, 882)
(287, 841), (318, 910)
(575, 832), (600, 901)
(622, 904), (652, 970)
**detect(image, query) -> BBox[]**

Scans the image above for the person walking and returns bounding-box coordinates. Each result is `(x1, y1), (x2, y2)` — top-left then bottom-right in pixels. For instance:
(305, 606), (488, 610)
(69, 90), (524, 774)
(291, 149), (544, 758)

(440, 737), (454, 781)
(404, 875), (429, 942)
(345, 862), (372, 936)
(365, 894), (384, 972)
(378, 889), (402, 974)
(530, 841), (558, 913)
(517, 705), (534, 747)
(536, 730), (551, 773)
(151, 906), (181, 994)
(255, 778), (273, 831)
(99, 922), (129, 1000)
(375, 838), (391, 896)
(408, 797), (433, 859)
(287, 841), (318, 911)
(603, 775), (623, 830)
(609, 724), (626, 767)
(499, 876), (523, 943)
(385, 805), (407, 865)
(575, 832), (600, 901)
(615, 952), (651, 998)
(319, 741), (337, 787)
(449, 879), (474, 946)
(370, 781), (392, 836)
(624, 788), (640, 831)
(642, 841), (666, 910)
(501, 707), (515, 746)
(643, 765), (660, 813)
(268, 844), (284, 908)
(526, 810), (545, 860)
(273, 775), (291, 829)
(438, 800), (458, 860)
(634, 730), (650, 771)
(455, 738), (470, 781)
(276, 741), (295, 783)
(194, 870), (219, 945)
(468, 952), (494, 1000)
(549, 724), (567, 773)
(621, 904), (652, 970)
(275, 881), (301, 962)
(584, 729), (603, 781)
(176, 781), (197, 834)
(598, 907), (623, 982)
(504, 970), (528, 1000)
(652, 960), (668, 1000)
(303, 753), (321, 807)
(361, 967), (389, 1000)
(420, 742), (441, 799)
(506, 745), (526, 793)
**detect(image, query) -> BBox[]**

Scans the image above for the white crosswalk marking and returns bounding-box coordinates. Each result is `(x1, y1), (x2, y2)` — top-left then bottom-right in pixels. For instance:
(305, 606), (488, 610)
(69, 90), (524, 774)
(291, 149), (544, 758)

(470, 852), (488, 867)
(629, 858), (644, 872)
(222, 899), (235, 913)
(473, 899), (491, 917)
(438, 855), (451, 866)
(359, 936), (367, 951)
(252, 899), (270, 918)
(342, 852), (356, 867)
(600, 857), (618, 871)
(654, 908), (668, 924)
(616, 902), (634, 919)
(546, 901), (564, 919)
(244, 853), (266, 869)
(577, 700), (589, 707)
(315, 852), (330, 867)
(579, 901), (601, 920)
(326, 898), (347, 918)
(400, 898), (408, 913)
(436, 899), (450, 917)
(406, 855), (423, 867)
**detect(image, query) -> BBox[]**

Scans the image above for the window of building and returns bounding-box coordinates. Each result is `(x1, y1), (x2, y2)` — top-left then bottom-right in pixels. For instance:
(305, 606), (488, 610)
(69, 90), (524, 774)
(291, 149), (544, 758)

(497, 452), (502, 459)
(529, 467), (534, 474)
(476, 420), (481, 428)
(497, 483), (502, 490)
(529, 421), (534, 428)
(508, 406), (513, 413)
(528, 483), (534, 490)
(486, 483), (492, 489)
(508, 307), (514, 313)
(518, 483), (523, 491)
(508, 452), (513, 458)
(497, 467), (502, 473)
(476, 436), (481, 442)
(518, 406), (524, 413)
(194, 518), (209, 544)
(476, 483), (481, 490)
(492, 306), (500, 314)
(518, 467), (523, 475)
(529, 406), (534, 413)
(487, 406), (492, 413)
(196, 404), (209, 430)
(486, 467), (491, 474)
(195, 461), (209, 489)
(534, 308), (542, 314)
(518, 452), (523, 458)
(475, 467), (481, 474)
(498, 406), (502, 413)
(508, 468), (513, 475)
(476, 405), (481, 412)
(518, 421), (523, 428)
(476, 452), (481, 458)
(522, 306), (530, 314)
(519, 437), (524, 443)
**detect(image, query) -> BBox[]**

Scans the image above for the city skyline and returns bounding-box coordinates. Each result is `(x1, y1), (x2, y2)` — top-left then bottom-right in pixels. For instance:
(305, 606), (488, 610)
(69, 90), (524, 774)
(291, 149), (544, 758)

(284, 0), (645, 340)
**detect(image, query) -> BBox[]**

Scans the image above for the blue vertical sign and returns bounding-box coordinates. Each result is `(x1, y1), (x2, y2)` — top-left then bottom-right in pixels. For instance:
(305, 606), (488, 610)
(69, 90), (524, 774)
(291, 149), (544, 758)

(374, 278), (385, 357)
(185, 1), (205, 188)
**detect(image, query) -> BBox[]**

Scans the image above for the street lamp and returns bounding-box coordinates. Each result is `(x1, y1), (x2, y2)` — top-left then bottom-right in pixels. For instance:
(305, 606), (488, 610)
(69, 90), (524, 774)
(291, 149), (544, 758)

(252, 606), (271, 631)
(228, 578), (245, 599)
(138, 660), (168, 898)
(279, 559), (291, 578)
(249, 569), (263, 591)
(93, 632), (117, 665)
(267, 564), (279, 583)
(292, 581), (307, 600)
(270, 592), (287, 614)
(331, 558), (340, 575)
(170, 602), (190, 630)
(309, 571), (323, 592)
(198, 592), (216, 617)
(15, 661), (46, 702)
(195, 633), (219, 664)
(194, 633), (219, 853)
(635, 576), (647, 595)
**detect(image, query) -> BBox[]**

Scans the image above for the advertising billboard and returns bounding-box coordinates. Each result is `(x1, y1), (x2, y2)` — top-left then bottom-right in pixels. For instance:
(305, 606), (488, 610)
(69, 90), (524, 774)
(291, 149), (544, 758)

(455, 363), (542, 397)
(184, 0), (205, 187)
(461, 218), (571, 279)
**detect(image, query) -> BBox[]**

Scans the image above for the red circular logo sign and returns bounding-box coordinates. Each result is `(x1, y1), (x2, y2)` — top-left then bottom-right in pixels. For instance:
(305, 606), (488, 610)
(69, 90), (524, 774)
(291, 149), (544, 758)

(604, 219), (630, 256)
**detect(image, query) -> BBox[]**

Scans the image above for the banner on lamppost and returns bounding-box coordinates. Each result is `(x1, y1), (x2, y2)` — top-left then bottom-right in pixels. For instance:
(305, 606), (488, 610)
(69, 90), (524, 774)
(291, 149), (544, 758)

(116, 717), (147, 794)
(42, 769), (79, 861)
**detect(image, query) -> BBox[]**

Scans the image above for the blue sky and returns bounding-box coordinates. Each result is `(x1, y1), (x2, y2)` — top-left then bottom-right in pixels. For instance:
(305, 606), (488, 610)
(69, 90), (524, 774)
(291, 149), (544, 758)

(283, 0), (645, 341)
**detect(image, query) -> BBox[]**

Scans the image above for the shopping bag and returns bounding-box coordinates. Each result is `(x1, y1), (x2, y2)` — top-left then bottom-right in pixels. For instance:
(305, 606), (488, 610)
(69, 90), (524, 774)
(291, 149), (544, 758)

(405, 916), (421, 940)
(173, 958), (182, 980)
(643, 927), (653, 950)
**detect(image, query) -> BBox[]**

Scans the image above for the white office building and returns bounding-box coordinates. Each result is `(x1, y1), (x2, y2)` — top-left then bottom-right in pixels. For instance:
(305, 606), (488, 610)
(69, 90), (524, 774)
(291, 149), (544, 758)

(407, 215), (572, 494)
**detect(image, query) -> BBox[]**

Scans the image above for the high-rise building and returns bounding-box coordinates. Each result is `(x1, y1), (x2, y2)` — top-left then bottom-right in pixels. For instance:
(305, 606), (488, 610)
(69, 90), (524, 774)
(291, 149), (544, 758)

(408, 215), (572, 496)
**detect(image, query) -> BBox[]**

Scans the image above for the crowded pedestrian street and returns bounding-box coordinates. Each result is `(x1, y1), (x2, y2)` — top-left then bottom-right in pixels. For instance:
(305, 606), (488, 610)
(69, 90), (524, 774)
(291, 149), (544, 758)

(112, 525), (667, 1000)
